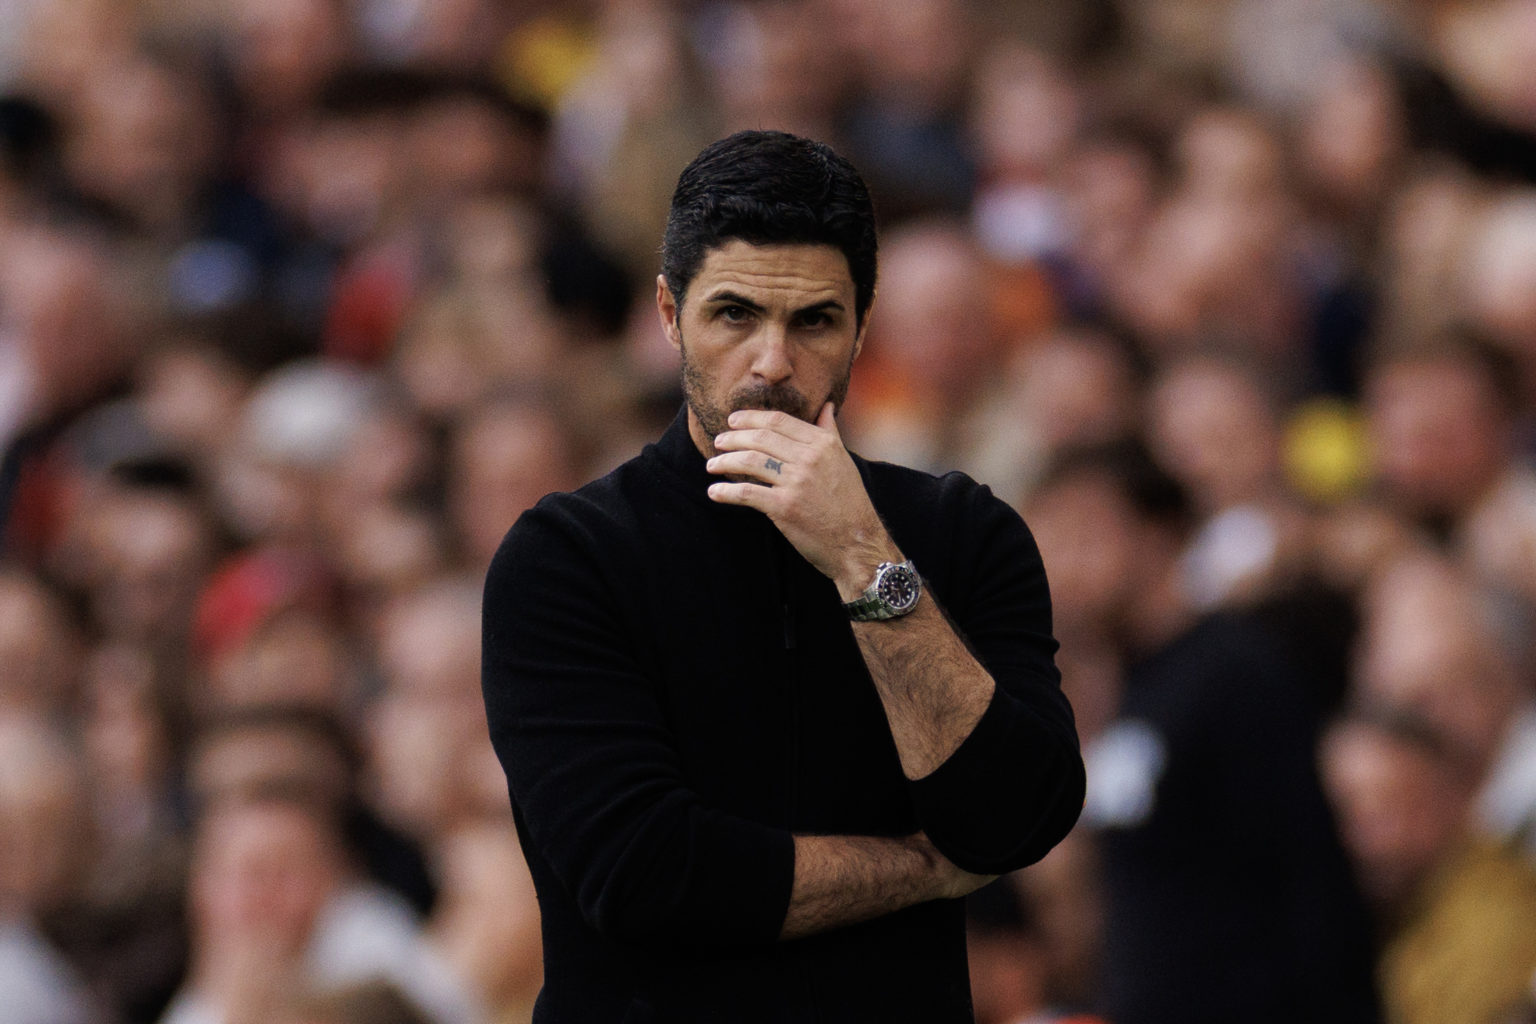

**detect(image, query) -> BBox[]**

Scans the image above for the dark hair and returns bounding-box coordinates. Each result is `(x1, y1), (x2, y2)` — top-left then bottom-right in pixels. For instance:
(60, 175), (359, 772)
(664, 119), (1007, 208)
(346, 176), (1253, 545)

(661, 130), (878, 326)
(1038, 439), (1194, 537)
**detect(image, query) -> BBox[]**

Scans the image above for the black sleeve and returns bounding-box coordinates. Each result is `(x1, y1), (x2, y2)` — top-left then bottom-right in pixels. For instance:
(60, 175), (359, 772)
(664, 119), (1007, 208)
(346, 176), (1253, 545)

(481, 502), (796, 950)
(907, 479), (1086, 875)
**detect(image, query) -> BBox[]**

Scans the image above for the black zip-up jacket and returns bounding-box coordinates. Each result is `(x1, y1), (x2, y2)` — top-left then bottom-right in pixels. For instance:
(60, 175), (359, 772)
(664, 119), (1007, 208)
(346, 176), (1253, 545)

(481, 409), (1084, 1022)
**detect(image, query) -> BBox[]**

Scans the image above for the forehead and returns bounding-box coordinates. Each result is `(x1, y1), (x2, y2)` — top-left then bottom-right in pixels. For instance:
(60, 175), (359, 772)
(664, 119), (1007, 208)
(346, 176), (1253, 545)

(687, 240), (854, 307)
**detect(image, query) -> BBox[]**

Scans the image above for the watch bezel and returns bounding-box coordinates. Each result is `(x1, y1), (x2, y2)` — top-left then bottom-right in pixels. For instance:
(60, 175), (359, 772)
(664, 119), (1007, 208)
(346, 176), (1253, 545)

(874, 562), (921, 615)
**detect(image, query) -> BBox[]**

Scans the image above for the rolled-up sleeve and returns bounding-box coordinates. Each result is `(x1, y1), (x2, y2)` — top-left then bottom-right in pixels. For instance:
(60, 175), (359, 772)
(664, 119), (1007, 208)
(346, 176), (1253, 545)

(908, 479), (1086, 875)
(481, 502), (796, 950)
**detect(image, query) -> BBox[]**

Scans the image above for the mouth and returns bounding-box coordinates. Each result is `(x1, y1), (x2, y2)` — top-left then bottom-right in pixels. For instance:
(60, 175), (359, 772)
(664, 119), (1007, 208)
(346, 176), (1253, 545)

(731, 385), (812, 420)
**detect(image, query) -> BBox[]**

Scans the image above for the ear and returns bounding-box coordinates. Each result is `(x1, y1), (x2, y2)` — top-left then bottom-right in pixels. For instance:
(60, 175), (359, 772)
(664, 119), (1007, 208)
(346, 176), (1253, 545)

(656, 275), (681, 351)
(852, 307), (870, 362)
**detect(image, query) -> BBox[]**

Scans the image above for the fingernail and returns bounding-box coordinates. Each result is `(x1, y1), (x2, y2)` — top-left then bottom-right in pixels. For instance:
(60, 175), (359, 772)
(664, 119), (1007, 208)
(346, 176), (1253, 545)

(706, 457), (718, 469)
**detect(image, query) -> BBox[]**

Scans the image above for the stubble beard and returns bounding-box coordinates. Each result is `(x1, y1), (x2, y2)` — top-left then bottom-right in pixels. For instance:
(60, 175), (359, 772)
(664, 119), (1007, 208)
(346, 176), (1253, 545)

(679, 334), (854, 456)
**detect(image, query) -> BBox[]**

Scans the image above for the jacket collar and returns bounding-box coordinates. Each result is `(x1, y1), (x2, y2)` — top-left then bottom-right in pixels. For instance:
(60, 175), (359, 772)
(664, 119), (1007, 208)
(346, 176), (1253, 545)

(650, 404), (720, 503)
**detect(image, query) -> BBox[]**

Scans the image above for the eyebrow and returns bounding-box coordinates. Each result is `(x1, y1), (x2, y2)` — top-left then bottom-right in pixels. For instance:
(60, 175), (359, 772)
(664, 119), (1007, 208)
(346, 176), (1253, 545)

(702, 291), (846, 317)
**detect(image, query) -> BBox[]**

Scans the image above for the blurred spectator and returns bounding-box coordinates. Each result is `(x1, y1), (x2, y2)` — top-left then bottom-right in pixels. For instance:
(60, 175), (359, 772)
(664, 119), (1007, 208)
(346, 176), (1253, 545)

(164, 792), (476, 1024)
(426, 819), (542, 1024)
(704, 0), (851, 143)
(1043, 442), (1380, 1023)
(548, 0), (717, 277)
(75, 644), (189, 1024)
(446, 395), (579, 572)
(1364, 333), (1536, 604)
(1111, 104), (1305, 366)
(1323, 706), (1536, 1024)
(1413, 0), (1536, 176)
(192, 548), (353, 715)
(967, 875), (1105, 1024)
(274, 979), (431, 1024)
(966, 323), (1143, 543)
(0, 222), (144, 522)
(222, 0), (353, 132)
(1459, 190), (1536, 387)
(1375, 162), (1482, 350)
(1291, 52), (1407, 398)
(966, 43), (1079, 270)
(358, 0), (511, 72)
(1355, 552), (1536, 859)
(0, 570), (80, 718)
(844, 218), (998, 472)
(1011, 833), (1105, 1014)
(0, 714), (97, 1024)
(65, 473), (217, 656)
(365, 581), (543, 1022)
(392, 275), (561, 425)
(837, 0), (977, 219)
(367, 580), (495, 842)
(1145, 352), (1309, 611)
(220, 359), (381, 548)
(63, 50), (225, 238)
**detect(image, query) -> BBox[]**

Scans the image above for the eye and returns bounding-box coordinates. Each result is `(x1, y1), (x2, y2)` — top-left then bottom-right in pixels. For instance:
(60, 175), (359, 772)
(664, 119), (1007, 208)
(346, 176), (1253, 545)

(718, 304), (753, 324)
(795, 311), (832, 329)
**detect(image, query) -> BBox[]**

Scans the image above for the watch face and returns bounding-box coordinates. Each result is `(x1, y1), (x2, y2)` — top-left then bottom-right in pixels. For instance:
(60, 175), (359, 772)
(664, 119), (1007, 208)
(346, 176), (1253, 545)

(877, 564), (921, 613)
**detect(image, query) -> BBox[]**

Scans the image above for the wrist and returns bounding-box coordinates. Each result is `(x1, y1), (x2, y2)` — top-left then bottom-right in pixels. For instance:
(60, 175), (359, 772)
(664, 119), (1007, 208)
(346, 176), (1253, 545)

(835, 536), (904, 603)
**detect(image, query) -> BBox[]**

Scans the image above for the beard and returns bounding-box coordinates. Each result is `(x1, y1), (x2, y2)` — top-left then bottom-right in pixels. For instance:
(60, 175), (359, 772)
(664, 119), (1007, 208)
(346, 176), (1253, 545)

(679, 336), (854, 454)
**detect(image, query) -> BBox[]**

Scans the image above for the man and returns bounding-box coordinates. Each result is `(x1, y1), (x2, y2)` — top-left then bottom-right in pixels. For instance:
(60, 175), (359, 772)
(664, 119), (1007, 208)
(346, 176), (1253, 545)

(1364, 333), (1536, 606)
(481, 130), (1084, 1021)
(1031, 442), (1380, 1024)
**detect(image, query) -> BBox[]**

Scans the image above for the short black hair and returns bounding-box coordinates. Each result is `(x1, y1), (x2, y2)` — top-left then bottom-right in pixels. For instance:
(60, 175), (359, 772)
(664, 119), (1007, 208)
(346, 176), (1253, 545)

(661, 130), (878, 326)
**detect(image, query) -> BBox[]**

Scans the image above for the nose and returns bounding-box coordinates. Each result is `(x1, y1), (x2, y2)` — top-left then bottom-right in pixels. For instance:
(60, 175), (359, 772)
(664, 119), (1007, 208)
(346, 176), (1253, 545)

(750, 326), (793, 385)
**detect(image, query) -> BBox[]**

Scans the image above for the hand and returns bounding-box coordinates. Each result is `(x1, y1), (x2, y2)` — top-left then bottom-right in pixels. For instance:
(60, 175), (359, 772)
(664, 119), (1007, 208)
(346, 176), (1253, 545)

(910, 832), (998, 901)
(706, 404), (900, 597)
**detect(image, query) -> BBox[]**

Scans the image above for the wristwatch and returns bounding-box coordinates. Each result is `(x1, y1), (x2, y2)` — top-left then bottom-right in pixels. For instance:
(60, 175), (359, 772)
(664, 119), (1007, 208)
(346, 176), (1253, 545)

(843, 560), (922, 621)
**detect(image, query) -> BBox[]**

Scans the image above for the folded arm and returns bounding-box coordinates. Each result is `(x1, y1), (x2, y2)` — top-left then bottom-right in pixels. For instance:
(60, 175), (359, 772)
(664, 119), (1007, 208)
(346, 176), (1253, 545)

(780, 832), (993, 940)
(710, 408), (1086, 874)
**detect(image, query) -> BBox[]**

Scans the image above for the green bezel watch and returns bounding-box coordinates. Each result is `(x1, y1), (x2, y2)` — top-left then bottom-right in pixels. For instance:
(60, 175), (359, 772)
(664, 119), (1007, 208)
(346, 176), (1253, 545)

(843, 560), (922, 621)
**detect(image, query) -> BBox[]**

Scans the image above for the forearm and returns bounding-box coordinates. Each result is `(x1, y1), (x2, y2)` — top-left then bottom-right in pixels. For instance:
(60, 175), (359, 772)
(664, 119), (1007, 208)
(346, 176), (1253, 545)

(779, 832), (986, 940)
(849, 593), (996, 780)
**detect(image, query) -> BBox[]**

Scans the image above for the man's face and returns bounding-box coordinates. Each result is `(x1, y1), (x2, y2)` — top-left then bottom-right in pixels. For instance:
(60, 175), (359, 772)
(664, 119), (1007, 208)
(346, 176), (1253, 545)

(1365, 358), (1507, 520)
(656, 240), (864, 456)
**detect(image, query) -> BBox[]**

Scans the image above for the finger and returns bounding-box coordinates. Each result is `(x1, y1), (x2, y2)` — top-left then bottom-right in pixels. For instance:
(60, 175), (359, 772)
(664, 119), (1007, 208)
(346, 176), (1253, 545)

(713, 426), (811, 462)
(706, 450), (792, 484)
(707, 480), (774, 508)
(726, 408), (825, 443)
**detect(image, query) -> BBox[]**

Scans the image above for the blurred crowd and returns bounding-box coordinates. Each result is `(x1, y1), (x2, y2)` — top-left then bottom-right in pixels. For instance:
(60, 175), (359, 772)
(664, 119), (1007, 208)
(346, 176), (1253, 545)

(1, 0), (1535, 1022)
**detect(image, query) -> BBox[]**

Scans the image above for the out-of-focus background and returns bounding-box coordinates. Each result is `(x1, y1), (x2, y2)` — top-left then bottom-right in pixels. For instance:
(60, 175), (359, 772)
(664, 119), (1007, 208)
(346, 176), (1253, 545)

(1, 0), (1535, 1022)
